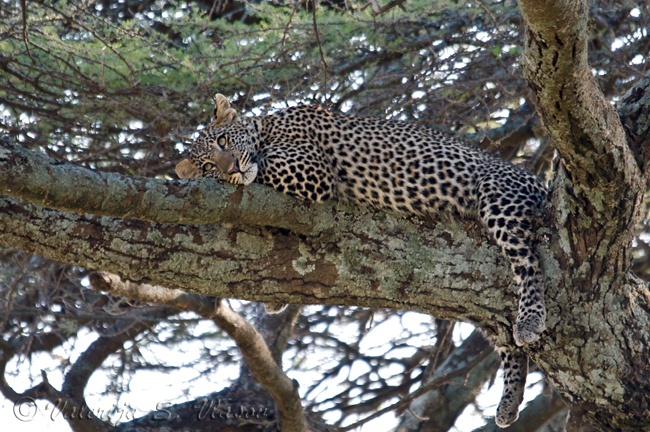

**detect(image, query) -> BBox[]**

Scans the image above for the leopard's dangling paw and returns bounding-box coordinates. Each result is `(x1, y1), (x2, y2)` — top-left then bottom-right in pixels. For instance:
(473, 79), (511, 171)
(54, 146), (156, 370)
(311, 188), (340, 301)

(496, 347), (528, 427)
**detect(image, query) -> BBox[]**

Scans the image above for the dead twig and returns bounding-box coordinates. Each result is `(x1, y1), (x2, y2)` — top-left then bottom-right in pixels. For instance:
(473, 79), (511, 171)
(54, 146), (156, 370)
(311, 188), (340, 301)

(473, 0), (507, 39)
(19, 0), (33, 60)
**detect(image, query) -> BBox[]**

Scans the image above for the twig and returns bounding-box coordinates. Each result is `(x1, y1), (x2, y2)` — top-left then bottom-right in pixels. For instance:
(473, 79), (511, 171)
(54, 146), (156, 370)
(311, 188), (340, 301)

(371, 0), (408, 17)
(407, 406), (430, 421)
(340, 347), (492, 431)
(38, 2), (135, 76)
(203, 0), (227, 31)
(312, 0), (329, 101)
(1, 254), (30, 320)
(280, 0), (300, 53)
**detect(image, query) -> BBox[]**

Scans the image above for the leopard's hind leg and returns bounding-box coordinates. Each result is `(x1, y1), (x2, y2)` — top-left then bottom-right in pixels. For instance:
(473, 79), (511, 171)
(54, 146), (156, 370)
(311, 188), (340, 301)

(495, 347), (528, 427)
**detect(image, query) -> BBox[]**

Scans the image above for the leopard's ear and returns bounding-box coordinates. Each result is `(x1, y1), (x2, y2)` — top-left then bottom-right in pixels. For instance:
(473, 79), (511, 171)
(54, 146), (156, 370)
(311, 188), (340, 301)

(212, 93), (238, 126)
(175, 159), (200, 179)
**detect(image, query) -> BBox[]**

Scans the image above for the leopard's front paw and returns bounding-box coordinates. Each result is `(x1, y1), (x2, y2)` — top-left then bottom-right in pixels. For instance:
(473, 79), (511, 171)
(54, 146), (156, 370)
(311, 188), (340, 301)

(513, 312), (545, 346)
(241, 163), (258, 185)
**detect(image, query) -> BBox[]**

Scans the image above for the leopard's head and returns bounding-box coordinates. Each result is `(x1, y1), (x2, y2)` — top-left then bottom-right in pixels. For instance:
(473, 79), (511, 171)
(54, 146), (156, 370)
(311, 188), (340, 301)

(176, 94), (259, 185)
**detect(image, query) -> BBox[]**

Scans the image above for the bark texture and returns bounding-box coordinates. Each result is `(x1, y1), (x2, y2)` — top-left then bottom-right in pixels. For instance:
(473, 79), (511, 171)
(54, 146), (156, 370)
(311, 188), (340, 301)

(515, 0), (650, 430)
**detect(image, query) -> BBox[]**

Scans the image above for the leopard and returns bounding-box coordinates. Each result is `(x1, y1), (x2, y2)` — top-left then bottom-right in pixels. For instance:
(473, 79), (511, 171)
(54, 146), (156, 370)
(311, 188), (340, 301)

(176, 94), (548, 427)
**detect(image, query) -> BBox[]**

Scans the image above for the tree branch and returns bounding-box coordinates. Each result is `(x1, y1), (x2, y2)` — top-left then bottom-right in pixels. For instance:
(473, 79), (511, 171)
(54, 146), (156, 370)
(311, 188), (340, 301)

(515, 1), (650, 430)
(0, 140), (332, 235)
(0, 351), (117, 432)
(61, 308), (175, 401)
(0, 192), (517, 340)
(91, 273), (310, 432)
(341, 340), (493, 432)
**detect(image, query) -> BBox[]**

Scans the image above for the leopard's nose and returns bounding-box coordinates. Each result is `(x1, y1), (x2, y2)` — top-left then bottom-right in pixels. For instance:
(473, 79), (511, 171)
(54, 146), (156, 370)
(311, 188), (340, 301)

(228, 161), (240, 174)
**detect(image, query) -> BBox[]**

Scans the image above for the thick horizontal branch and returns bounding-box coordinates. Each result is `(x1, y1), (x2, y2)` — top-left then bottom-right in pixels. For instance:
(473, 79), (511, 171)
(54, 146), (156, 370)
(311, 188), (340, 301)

(0, 141), (512, 334)
(0, 193), (517, 341)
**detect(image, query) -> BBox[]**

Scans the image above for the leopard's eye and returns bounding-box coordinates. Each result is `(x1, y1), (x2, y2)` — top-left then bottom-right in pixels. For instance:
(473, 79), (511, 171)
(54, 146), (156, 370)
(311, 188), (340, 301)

(217, 135), (228, 148)
(202, 162), (216, 172)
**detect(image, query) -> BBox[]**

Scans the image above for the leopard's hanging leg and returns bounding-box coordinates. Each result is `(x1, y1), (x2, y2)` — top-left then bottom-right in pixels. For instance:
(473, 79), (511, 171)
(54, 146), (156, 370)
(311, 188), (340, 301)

(477, 174), (547, 345)
(495, 347), (528, 427)
(476, 173), (544, 426)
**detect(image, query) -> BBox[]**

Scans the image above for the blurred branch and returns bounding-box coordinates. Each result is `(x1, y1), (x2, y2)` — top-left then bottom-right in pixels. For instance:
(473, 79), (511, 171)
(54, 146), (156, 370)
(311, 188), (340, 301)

(420, 320), (455, 383)
(90, 272), (310, 432)
(464, 103), (540, 160)
(340, 344), (493, 431)
(618, 70), (650, 173)
(0, 309), (170, 432)
(370, 0), (407, 17)
(398, 330), (499, 432)
(61, 308), (175, 401)
(312, 0), (328, 96)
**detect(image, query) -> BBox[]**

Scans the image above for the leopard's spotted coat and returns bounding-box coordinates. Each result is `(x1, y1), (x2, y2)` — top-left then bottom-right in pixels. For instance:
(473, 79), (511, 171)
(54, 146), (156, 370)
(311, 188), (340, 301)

(176, 95), (547, 427)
